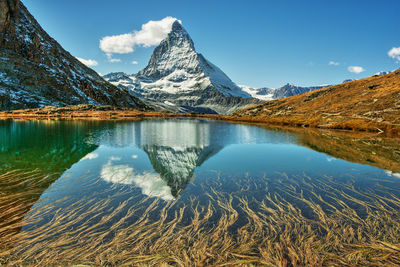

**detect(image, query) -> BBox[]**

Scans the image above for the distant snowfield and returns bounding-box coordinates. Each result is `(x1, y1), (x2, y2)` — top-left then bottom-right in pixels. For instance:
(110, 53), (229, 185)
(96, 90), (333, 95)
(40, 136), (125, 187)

(238, 85), (274, 101)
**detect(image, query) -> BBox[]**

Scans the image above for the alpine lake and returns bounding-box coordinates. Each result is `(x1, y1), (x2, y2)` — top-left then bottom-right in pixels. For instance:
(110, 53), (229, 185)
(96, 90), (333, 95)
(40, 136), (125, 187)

(1, 118), (400, 266)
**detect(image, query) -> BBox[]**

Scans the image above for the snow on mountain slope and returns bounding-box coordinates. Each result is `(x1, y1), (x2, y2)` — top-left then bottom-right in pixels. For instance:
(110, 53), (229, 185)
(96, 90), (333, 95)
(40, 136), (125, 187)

(103, 20), (333, 111)
(0, 0), (148, 110)
(238, 85), (274, 101)
(372, 71), (391, 77)
(136, 21), (249, 98)
(272, 83), (329, 99)
(105, 21), (260, 114)
(105, 72), (139, 93)
(143, 144), (221, 197)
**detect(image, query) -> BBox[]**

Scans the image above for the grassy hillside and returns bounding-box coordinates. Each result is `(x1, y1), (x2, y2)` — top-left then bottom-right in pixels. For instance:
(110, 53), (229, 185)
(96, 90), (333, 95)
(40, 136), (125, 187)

(234, 69), (400, 134)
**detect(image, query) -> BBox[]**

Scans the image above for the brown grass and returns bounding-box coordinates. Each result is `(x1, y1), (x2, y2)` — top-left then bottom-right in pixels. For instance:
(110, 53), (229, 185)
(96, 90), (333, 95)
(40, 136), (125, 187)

(0, 169), (57, 262)
(258, 126), (400, 174)
(234, 69), (400, 135)
(1, 168), (400, 266)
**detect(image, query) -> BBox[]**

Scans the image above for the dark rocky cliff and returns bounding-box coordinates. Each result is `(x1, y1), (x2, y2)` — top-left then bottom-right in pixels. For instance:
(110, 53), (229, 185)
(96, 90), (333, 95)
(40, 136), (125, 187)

(0, 0), (148, 110)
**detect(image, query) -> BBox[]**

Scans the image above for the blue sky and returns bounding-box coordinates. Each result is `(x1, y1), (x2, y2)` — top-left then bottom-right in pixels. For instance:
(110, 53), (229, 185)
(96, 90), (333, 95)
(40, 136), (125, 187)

(24, 0), (400, 88)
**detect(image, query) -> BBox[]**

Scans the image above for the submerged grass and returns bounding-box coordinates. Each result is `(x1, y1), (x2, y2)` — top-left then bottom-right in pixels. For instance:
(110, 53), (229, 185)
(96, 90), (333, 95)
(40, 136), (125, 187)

(1, 169), (400, 266)
(0, 169), (58, 263)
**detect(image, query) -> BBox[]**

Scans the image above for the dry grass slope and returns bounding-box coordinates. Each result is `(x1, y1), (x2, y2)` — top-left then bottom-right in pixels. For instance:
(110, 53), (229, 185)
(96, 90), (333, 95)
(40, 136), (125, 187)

(234, 70), (400, 135)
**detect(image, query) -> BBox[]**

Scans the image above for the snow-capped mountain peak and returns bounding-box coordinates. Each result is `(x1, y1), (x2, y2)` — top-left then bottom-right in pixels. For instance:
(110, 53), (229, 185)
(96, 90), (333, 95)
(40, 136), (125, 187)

(105, 20), (260, 114)
(138, 21), (197, 78)
(103, 21), (333, 113)
(136, 20), (249, 98)
(372, 71), (391, 77)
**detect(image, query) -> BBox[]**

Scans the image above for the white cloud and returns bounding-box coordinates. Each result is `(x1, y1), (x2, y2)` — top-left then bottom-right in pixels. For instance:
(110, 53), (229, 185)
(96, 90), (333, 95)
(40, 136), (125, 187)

(329, 61), (340, 66)
(133, 16), (181, 47)
(109, 58), (121, 63)
(106, 53), (121, 63)
(131, 60), (139, 65)
(76, 57), (98, 67)
(99, 16), (180, 56)
(385, 170), (400, 178)
(348, 66), (365, 74)
(80, 153), (99, 161)
(100, 161), (174, 201)
(99, 33), (135, 54)
(110, 156), (121, 161)
(326, 157), (337, 162)
(388, 47), (400, 61)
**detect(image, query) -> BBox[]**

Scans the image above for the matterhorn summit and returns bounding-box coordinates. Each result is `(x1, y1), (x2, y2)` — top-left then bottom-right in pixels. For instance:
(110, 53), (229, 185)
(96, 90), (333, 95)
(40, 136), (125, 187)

(105, 20), (260, 114)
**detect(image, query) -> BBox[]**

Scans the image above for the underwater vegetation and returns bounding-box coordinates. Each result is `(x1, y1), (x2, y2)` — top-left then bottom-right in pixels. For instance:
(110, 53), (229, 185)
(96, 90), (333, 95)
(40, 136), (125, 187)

(1, 168), (400, 266)
(1, 119), (400, 266)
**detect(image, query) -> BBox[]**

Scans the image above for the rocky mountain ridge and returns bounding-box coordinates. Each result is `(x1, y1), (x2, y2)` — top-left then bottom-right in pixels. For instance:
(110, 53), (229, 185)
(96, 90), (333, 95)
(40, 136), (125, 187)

(105, 21), (261, 114)
(105, 21), (331, 111)
(239, 83), (330, 101)
(106, 68), (331, 106)
(272, 83), (329, 99)
(0, 0), (148, 110)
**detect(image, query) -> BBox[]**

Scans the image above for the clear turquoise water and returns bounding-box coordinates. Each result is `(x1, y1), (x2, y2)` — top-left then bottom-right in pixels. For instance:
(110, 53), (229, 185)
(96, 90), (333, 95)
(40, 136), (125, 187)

(1, 118), (400, 256)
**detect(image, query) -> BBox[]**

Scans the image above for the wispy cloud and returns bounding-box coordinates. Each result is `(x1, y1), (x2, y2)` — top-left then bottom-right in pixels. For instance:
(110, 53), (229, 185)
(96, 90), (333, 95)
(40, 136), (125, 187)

(80, 153), (99, 161)
(385, 170), (400, 178)
(106, 53), (121, 63)
(76, 57), (98, 67)
(328, 61), (340, 66)
(99, 16), (181, 56)
(131, 61), (139, 65)
(388, 47), (400, 61)
(326, 157), (337, 162)
(348, 66), (365, 74)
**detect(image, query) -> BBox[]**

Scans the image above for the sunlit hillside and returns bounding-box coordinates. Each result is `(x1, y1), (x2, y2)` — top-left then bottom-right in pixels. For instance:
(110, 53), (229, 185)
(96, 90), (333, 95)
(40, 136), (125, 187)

(234, 69), (400, 134)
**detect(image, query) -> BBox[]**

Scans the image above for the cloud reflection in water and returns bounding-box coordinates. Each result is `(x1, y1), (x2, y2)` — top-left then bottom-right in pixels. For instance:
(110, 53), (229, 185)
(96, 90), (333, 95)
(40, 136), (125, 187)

(100, 158), (174, 201)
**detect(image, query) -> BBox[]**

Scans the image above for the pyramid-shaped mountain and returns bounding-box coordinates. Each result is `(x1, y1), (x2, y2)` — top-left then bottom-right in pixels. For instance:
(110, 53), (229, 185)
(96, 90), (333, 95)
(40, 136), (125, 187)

(0, 0), (147, 110)
(105, 21), (261, 114)
(143, 144), (222, 197)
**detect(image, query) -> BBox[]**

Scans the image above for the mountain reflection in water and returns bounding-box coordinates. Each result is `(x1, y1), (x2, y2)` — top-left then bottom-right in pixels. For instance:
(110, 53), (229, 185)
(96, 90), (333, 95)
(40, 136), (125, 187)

(45, 119), (297, 201)
(1, 119), (400, 266)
